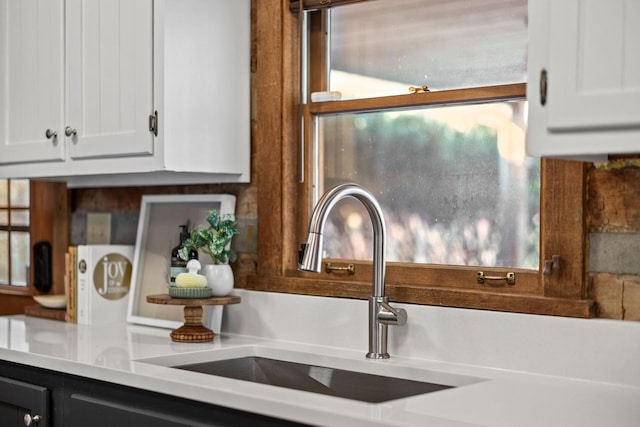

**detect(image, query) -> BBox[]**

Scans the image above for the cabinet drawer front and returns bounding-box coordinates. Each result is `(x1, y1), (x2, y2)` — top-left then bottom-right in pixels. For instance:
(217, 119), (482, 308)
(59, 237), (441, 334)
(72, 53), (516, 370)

(0, 376), (49, 427)
(69, 394), (195, 427)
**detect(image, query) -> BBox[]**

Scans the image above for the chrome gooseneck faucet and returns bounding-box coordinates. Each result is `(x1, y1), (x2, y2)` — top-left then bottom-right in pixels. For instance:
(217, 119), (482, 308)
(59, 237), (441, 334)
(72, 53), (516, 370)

(298, 183), (407, 359)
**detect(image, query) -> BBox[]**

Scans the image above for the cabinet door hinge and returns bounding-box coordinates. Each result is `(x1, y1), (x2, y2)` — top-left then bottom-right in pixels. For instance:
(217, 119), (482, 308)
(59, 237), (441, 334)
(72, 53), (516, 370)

(149, 110), (158, 136)
(540, 69), (548, 106)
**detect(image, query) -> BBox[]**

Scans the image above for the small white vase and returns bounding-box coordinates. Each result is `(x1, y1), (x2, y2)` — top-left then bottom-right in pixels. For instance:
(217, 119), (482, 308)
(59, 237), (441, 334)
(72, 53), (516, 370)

(201, 264), (234, 297)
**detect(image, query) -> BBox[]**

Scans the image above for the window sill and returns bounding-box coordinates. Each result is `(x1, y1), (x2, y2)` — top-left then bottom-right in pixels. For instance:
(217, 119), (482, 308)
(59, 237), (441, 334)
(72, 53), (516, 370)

(242, 275), (595, 318)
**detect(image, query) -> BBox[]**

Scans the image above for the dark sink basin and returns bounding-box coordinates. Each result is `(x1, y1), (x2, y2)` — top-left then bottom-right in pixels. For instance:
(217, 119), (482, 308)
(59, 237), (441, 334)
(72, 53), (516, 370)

(174, 356), (453, 403)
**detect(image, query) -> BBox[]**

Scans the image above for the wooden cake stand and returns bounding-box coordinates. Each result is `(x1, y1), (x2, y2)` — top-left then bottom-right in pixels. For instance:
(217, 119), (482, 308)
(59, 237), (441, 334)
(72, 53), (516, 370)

(146, 294), (241, 343)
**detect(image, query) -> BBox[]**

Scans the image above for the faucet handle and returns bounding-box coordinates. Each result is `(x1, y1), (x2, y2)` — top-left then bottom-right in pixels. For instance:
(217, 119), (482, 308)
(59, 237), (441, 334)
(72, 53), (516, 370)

(378, 300), (407, 326)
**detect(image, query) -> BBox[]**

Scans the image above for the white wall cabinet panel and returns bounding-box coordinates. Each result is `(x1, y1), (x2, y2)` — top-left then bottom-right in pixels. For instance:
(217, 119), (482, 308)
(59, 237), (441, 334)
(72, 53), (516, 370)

(66, 0), (154, 160)
(0, 0), (250, 186)
(527, 0), (640, 159)
(0, 0), (65, 163)
(156, 0), (250, 180)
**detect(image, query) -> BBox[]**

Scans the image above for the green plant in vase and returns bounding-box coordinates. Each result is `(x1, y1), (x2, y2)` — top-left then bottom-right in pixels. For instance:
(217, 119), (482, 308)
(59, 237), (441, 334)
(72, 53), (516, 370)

(178, 210), (239, 264)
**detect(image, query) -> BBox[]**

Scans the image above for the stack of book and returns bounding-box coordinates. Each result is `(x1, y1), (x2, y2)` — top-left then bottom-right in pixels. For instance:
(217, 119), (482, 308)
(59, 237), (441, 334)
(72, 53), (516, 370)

(65, 245), (135, 325)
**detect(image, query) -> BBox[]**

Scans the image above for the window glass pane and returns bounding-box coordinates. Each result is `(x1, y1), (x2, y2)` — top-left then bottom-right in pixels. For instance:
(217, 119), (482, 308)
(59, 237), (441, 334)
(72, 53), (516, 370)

(9, 180), (29, 206)
(328, 0), (527, 100)
(10, 231), (29, 286)
(10, 210), (29, 227)
(0, 210), (7, 226)
(318, 101), (539, 269)
(0, 231), (7, 284)
(0, 180), (7, 207)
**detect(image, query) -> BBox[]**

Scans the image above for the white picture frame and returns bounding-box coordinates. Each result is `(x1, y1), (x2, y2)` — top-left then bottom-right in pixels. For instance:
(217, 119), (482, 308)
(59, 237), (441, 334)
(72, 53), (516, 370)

(126, 194), (236, 329)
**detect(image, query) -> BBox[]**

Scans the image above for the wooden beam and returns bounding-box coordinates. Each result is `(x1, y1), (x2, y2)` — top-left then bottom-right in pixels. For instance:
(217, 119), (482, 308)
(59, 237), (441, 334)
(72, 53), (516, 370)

(30, 181), (69, 296)
(255, 0), (286, 276)
(539, 159), (588, 299)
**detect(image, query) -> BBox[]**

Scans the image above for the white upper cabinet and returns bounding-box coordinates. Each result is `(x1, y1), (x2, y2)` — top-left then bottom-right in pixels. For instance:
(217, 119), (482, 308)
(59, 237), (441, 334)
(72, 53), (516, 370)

(0, 0), (65, 163)
(0, 0), (250, 186)
(65, 0), (154, 160)
(527, 0), (640, 159)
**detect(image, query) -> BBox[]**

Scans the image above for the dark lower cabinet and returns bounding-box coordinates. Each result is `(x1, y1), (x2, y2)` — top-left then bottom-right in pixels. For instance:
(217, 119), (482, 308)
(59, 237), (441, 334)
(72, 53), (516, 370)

(0, 376), (49, 427)
(0, 361), (307, 427)
(68, 394), (208, 427)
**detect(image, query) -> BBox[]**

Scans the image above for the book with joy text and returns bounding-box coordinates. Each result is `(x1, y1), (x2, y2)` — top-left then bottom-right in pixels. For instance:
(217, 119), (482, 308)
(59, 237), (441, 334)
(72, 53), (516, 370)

(76, 245), (134, 325)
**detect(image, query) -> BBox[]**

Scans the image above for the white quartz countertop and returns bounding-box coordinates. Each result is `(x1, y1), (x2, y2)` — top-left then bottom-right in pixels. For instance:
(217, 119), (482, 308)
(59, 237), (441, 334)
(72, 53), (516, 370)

(2, 289), (640, 427)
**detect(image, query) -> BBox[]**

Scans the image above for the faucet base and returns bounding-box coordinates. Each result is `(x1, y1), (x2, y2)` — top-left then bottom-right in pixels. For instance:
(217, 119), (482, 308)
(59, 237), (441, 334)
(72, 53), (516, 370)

(365, 352), (390, 359)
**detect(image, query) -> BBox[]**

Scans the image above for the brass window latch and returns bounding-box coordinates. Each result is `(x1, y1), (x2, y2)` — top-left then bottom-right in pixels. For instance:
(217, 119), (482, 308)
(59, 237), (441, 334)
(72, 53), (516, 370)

(325, 262), (355, 275)
(477, 271), (516, 286)
(409, 85), (430, 94)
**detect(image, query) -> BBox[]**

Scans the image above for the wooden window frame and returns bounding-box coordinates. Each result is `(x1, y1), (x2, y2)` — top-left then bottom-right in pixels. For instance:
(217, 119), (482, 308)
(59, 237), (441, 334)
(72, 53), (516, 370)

(0, 181), (68, 316)
(246, 0), (594, 317)
(0, 179), (29, 289)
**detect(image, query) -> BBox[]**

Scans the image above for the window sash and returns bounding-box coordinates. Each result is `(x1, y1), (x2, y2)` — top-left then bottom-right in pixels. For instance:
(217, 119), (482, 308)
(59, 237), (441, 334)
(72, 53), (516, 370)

(306, 84), (526, 115)
(302, 5), (533, 283)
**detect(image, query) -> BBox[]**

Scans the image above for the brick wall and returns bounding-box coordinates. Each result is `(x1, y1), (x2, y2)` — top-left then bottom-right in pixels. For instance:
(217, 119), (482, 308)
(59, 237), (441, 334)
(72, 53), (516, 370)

(69, 182), (259, 285)
(587, 162), (640, 320)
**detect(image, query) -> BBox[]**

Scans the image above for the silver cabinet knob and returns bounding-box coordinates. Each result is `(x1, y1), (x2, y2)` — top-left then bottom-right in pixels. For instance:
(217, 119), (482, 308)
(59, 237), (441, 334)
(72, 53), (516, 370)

(23, 413), (41, 426)
(65, 126), (77, 137)
(45, 129), (57, 139)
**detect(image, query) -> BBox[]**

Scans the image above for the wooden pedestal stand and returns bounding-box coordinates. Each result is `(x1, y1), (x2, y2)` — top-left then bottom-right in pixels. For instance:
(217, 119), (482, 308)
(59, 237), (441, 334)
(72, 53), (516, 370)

(146, 294), (241, 343)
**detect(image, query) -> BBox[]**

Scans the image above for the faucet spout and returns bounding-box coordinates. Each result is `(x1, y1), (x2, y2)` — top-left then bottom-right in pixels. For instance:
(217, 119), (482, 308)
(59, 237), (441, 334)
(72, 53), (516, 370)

(298, 183), (407, 359)
(298, 183), (387, 297)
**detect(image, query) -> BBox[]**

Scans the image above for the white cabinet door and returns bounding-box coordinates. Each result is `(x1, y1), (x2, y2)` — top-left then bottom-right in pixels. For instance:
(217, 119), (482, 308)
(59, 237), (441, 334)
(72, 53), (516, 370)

(548, 0), (640, 131)
(0, 0), (65, 164)
(158, 0), (251, 177)
(527, 0), (640, 158)
(66, 0), (154, 160)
